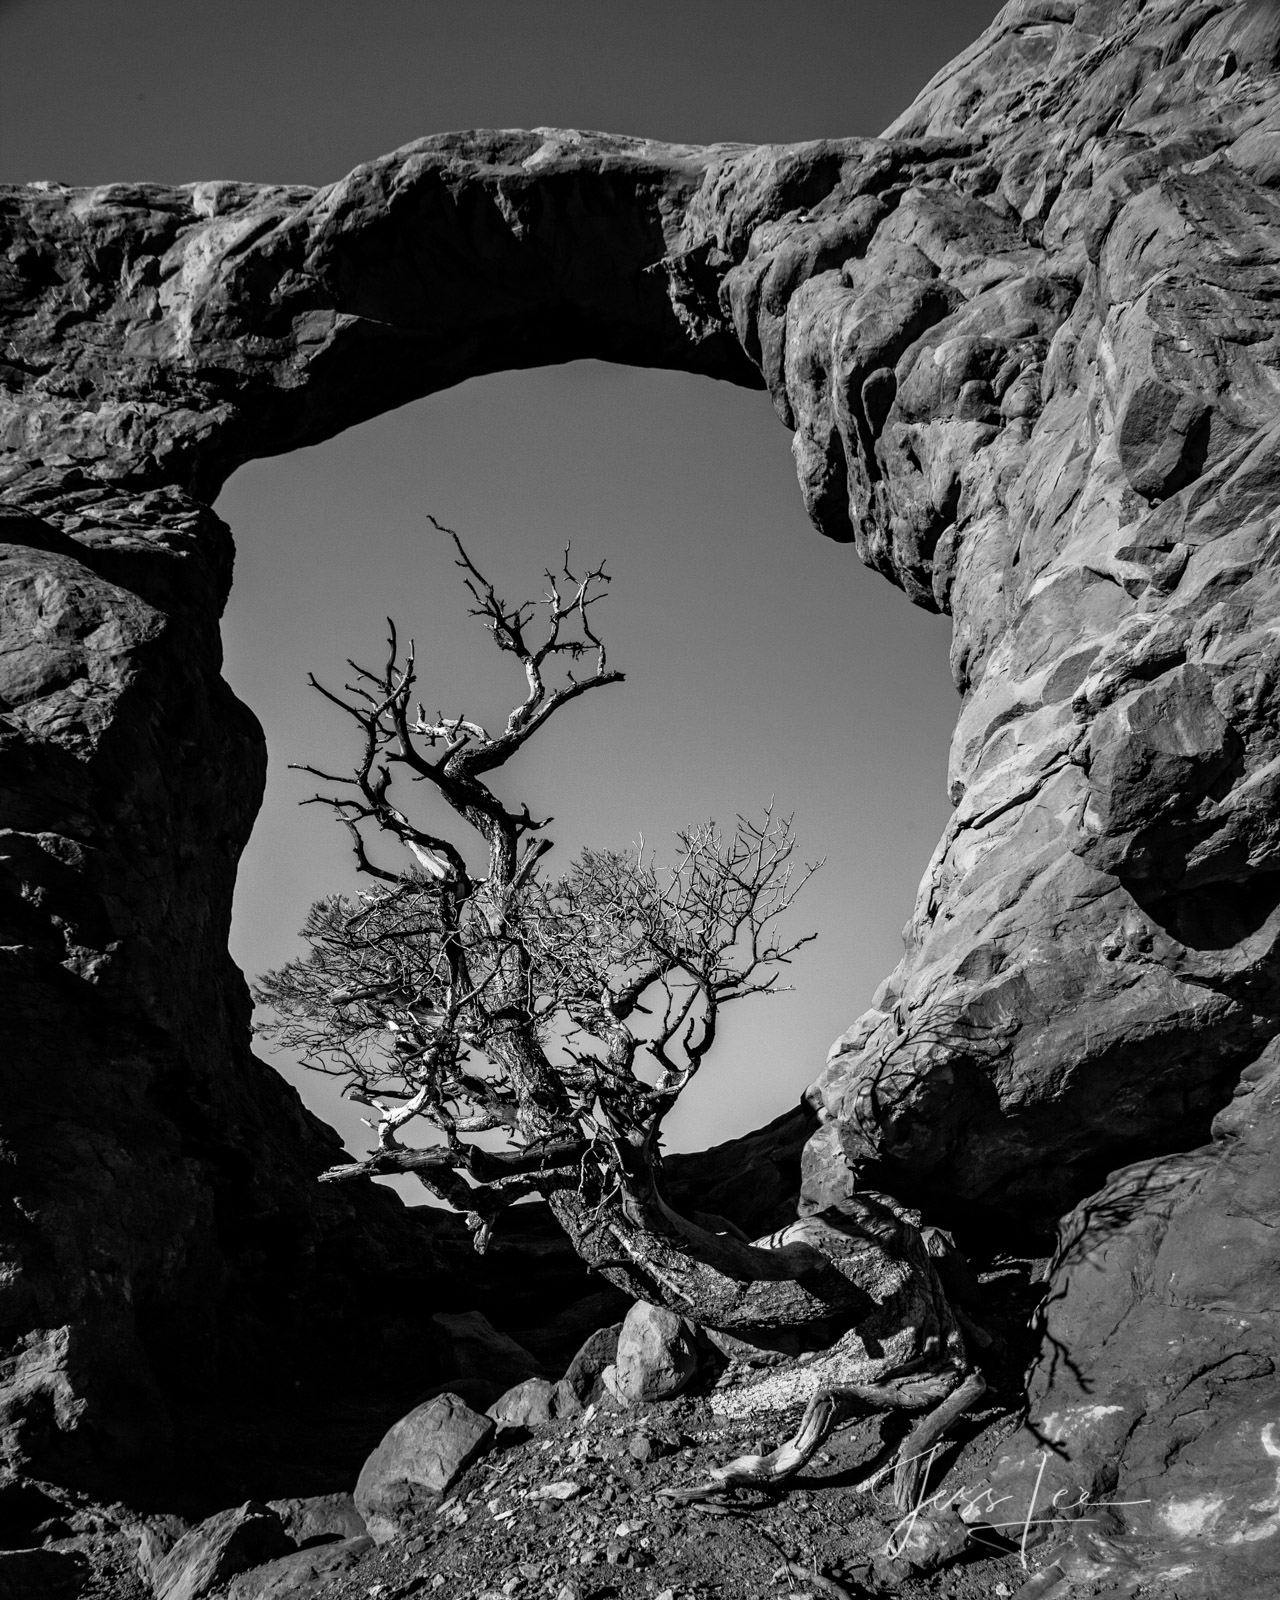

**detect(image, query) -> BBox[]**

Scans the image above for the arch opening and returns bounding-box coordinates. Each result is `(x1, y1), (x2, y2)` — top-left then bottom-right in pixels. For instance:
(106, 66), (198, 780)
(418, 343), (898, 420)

(216, 359), (957, 1197)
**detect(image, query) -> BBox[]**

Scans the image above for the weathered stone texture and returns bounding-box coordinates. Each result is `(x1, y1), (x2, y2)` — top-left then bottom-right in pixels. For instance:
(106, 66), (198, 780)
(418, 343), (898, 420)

(353, 1393), (494, 1544)
(613, 1303), (699, 1404)
(3, 0), (1280, 1589)
(149, 1502), (292, 1600)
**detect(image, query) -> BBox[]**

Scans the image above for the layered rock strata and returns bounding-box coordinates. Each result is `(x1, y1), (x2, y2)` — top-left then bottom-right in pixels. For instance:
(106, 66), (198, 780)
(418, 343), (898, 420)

(3, 0), (1279, 1585)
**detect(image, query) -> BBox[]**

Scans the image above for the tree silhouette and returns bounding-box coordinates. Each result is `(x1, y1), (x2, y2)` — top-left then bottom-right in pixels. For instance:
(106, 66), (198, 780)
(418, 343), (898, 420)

(256, 527), (985, 1506)
(256, 527), (970, 1387)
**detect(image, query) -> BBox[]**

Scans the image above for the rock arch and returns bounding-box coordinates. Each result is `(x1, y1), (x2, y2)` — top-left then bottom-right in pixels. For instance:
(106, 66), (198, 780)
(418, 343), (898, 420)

(3, 0), (1279, 1578)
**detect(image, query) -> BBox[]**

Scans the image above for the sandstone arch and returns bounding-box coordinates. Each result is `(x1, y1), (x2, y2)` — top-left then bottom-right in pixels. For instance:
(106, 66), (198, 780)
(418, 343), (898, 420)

(3, 0), (1280, 1582)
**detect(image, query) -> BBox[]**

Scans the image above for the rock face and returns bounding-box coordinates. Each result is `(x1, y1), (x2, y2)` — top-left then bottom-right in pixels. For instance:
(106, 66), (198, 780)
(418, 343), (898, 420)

(427, 1312), (545, 1406)
(3, 0), (1280, 1589)
(788, 0), (1280, 1230)
(979, 1037), (1280, 1594)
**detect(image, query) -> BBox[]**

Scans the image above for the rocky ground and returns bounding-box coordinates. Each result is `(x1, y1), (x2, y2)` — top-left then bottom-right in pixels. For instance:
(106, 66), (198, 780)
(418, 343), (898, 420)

(301, 1405), (1032, 1600)
(1, 1259), (1065, 1600)
(18, 1396), (1040, 1600)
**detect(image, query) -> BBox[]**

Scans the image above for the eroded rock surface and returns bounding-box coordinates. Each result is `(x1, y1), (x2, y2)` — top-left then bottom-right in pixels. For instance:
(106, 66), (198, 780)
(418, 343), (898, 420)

(977, 1037), (1280, 1596)
(3, 0), (1280, 1590)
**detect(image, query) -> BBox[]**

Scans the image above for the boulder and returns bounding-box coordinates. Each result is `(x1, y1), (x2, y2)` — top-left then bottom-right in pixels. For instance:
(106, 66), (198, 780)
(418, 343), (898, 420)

(486, 1377), (567, 1431)
(264, 1494), (365, 1548)
(354, 1393), (495, 1544)
(613, 1303), (697, 1405)
(225, 1536), (373, 1598)
(148, 1503), (293, 1600)
(1116, 379), (1211, 501)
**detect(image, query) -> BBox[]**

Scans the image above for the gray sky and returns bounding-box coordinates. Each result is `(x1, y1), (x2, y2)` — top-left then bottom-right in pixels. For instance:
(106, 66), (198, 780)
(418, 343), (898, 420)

(2, 0), (1005, 1190)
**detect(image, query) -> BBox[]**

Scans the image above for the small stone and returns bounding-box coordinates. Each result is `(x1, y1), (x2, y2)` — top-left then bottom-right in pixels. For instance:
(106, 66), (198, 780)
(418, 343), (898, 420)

(636, 1429), (680, 1462)
(528, 1481), (581, 1501)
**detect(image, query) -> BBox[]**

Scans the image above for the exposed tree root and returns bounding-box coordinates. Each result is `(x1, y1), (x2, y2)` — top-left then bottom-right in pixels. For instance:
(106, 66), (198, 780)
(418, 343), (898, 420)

(659, 1366), (987, 1514)
(891, 1368), (988, 1507)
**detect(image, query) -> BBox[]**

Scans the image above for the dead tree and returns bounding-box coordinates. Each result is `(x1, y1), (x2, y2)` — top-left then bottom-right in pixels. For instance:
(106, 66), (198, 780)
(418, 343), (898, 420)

(256, 527), (983, 1503)
(256, 524), (828, 1300)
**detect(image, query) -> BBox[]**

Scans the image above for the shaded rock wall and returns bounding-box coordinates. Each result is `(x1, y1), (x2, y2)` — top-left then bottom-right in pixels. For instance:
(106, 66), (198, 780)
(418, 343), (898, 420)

(0, 133), (767, 1494)
(2, 0), (1279, 1582)
(768, 0), (1280, 1227)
